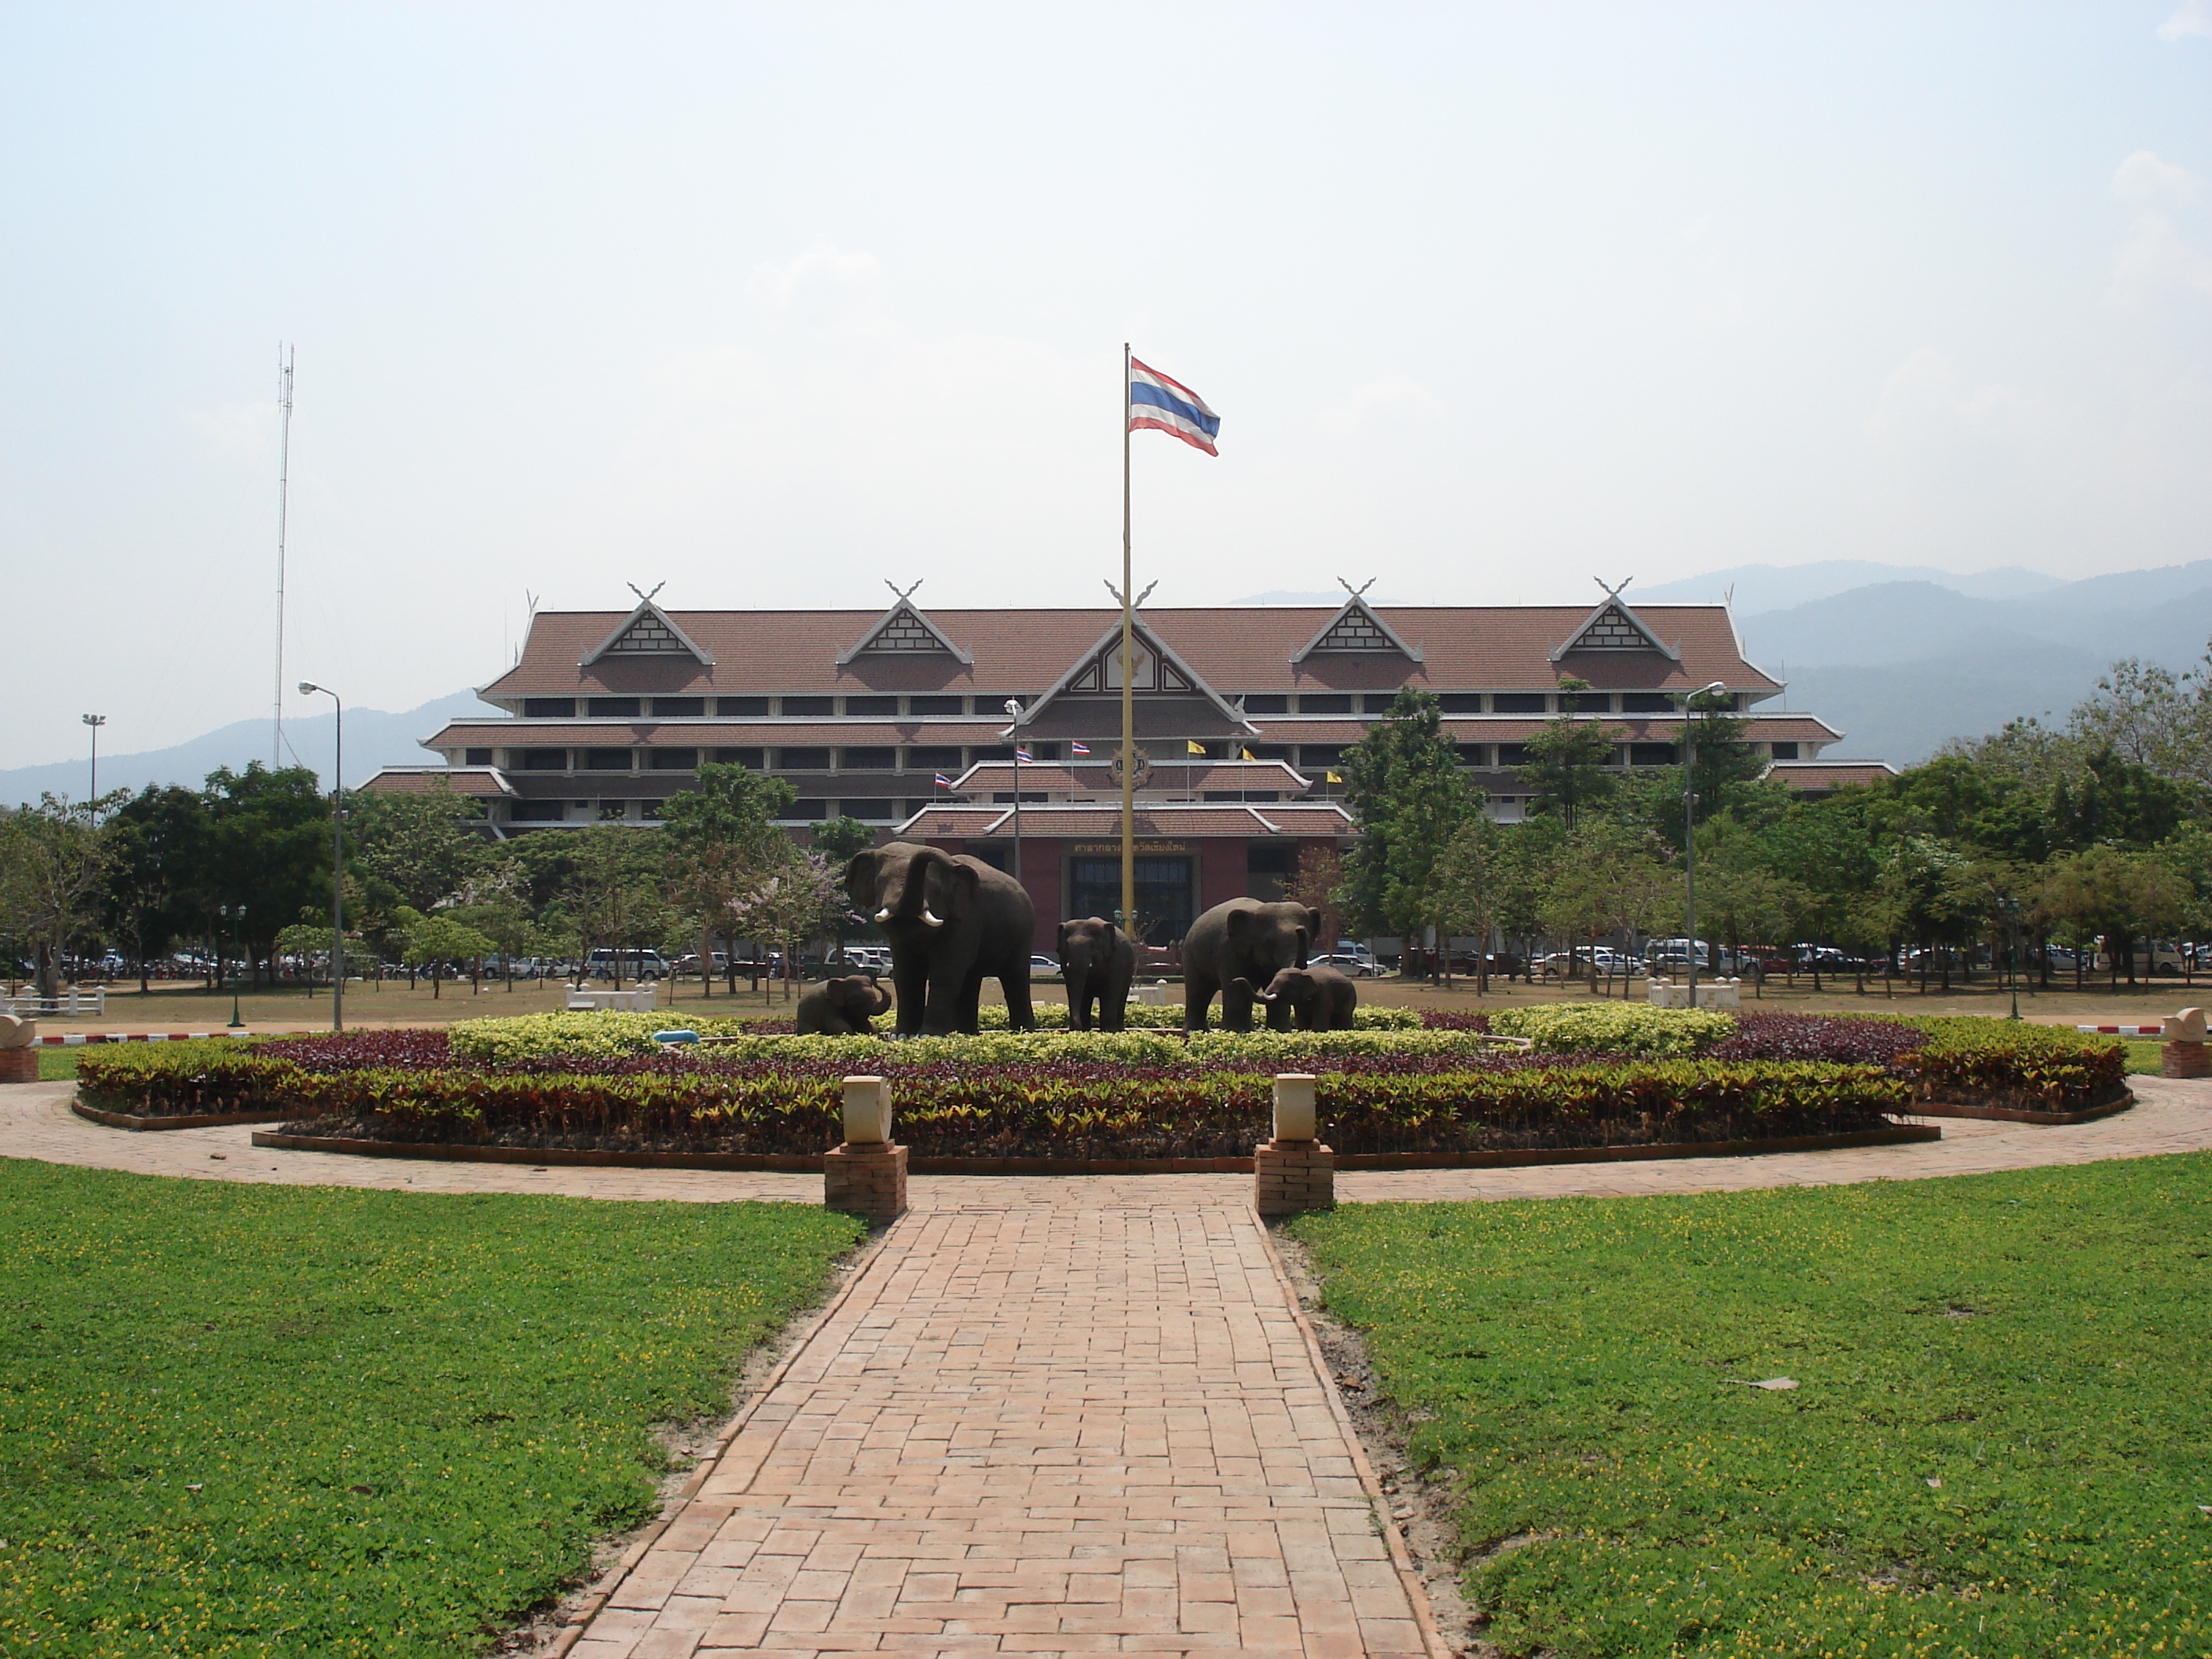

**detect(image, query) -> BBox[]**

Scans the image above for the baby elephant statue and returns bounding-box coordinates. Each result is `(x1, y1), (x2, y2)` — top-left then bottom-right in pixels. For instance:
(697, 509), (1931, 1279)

(1058, 917), (1137, 1031)
(1233, 965), (1359, 1031)
(796, 972), (893, 1036)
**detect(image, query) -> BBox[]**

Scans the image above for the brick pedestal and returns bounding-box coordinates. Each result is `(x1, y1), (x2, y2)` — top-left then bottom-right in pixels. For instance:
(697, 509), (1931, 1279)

(0, 1048), (38, 1083)
(1254, 1138), (1334, 1219)
(2163, 1041), (2210, 1079)
(824, 1142), (908, 1223)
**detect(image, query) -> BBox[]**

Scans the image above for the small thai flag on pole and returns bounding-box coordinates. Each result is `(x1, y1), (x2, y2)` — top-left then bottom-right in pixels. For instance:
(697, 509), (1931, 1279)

(933, 772), (953, 788)
(1015, 748), (1035, 764)
(1070, 741), (1091, 756)
(1129, 358), (1220, 456)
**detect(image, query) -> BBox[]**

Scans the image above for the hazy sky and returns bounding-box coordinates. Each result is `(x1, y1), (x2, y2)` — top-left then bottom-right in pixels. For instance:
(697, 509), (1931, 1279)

(4, 2), (2207, 772)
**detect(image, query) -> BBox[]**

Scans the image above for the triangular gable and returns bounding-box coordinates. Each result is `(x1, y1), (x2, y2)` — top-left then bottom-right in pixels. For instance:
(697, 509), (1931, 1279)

(836, 591), (974, 665)
(1291, 590), (1423, 663)
(580, 599), (715, 666)
(1549, 595), (1681, 661)
(1011, 616), (1257, 732)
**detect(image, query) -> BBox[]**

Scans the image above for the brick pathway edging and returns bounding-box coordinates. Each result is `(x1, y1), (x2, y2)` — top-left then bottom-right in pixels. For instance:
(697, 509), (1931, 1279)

(546, 1236), (887, 1657)
(1251, 1221), (1453, 1659)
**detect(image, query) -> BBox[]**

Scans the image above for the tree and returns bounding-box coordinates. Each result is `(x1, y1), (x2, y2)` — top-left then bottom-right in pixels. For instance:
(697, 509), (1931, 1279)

(809, 817), (880, 962)
(1340, 687), (1481, 952)
(1284, 843), (1350, 956)
(1540, 819), (1678, 996)
(346, 784), (488, 919)
(726, 852), (850, 1002)
(200, 764), (332, 983)
(527, 826), (676, 988)
(100, 784), (211, 991)
(2035, 845), (2189, 988)
(1423, 818), (1510, 992)
(661, 763), (798, 993)
(0, 797), (112, 996)
(1514, 678), (1621, 829)
(392, 907), (497, 1000)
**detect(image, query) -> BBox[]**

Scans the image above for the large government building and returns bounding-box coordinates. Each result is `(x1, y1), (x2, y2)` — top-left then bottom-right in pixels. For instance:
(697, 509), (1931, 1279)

(366, 587), (1885, 945)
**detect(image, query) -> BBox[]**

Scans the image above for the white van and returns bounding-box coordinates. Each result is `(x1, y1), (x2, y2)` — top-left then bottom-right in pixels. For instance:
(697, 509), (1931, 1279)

(584, 948), (668, 982)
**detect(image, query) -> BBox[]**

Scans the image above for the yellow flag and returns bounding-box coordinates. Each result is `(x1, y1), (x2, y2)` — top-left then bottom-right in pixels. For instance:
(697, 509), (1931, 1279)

(1326, 771), (1344, 783)
(1240, 747), (1258, 761)
(1186, 740), (1207, 756)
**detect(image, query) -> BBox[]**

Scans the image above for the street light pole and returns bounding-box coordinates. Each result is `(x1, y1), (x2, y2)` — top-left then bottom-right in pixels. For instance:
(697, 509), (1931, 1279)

(298, 683), (346, 1032)
(82, 715), (106, 808)
(1682, 681), (1728, 1007)
(222, 904), (247, 1029)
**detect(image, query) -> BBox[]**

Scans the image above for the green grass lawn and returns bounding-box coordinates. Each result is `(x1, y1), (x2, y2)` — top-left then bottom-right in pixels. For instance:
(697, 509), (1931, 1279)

(37, 1047), (78, 1080)
(1292, 1155), (2212, 1658)
(2122, 1038), (2162, 1076)
(0, 1161), (861, 1656)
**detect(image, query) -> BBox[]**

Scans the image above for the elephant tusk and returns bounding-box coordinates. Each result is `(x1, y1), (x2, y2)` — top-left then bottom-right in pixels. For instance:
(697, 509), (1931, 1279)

(920, 909), (945, 928)
(874, 907), (893, 923)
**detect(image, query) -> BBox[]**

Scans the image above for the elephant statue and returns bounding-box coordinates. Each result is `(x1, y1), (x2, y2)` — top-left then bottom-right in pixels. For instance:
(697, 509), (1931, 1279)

(1232, 965), (1358, 1031)
(1057, 917), (1136, 1031)
(843, 840), (1037, 1035)
(1181, 897), (1324, 1031)
(795, 972), (892, 1035)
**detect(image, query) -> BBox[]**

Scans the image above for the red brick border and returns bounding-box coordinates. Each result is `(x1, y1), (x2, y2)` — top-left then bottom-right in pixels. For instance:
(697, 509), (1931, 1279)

(244, 1122), (1940, 1173)
(73, 1100), (297, 1131)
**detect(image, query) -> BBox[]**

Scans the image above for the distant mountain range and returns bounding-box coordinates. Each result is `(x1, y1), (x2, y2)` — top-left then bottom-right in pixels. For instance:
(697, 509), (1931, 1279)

(1699, 562), (2212, 766)
(0, 692), (482, 809)
(9, 562), (2203, 805)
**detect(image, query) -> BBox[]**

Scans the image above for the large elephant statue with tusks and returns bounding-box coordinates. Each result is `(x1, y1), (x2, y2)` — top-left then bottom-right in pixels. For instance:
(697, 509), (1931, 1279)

(843, 840), (1037, 1035)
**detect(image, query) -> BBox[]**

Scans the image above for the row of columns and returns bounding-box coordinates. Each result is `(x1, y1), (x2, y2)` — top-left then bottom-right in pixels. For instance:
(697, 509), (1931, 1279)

(824, 1072), (1336, 1224)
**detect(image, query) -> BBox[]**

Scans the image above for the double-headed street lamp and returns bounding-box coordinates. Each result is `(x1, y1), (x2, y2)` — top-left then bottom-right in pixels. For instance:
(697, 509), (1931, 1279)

(220, 903), (247, 1029)
(1682, 681), (1730, 1005)
(298, 683), (346, 1033)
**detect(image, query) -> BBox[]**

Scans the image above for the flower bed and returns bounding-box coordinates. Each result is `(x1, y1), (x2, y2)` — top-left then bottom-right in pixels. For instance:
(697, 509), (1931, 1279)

(72, 1008), (2122, 1160)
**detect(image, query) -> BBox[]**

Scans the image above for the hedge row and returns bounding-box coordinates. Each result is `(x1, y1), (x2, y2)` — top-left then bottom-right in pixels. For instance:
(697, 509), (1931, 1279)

(266, 1057), (1910, 1159)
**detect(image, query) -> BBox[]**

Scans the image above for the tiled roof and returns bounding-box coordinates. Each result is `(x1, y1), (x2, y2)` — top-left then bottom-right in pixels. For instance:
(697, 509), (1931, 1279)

(950, 760), (1313, 794)
(1769, 761), (1899, 791)
(478, 603), (1782, 704)
(897, 802), (1354, 840)
(361, 767), (515, 799)
(423, 712), (1844, 752)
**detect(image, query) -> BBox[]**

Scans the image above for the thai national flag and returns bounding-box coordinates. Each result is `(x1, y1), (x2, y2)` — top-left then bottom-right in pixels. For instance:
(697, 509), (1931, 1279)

(1015, 748), (1035, 764)
(933, 773), (953, 787)
(1070, 741), (1091, 756)
(1129, 358), (1220, 456)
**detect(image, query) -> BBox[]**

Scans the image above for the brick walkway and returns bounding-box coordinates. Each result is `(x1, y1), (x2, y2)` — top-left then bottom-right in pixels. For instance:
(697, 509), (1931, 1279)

(7, 1079), (2212, 1657)
(559, 1202), (1438, 1658)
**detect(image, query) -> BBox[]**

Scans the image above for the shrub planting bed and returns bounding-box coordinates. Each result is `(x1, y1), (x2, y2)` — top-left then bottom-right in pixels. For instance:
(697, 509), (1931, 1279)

(69, 1009), (2120, 1166)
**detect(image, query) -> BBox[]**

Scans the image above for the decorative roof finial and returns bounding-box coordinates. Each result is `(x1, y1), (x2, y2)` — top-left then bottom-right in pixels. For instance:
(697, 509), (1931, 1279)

(626, 581), (666, 605)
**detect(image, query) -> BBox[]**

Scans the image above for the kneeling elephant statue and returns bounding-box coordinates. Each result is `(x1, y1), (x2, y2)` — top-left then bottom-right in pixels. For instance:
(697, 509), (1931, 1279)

(796, 972), (892, 1035)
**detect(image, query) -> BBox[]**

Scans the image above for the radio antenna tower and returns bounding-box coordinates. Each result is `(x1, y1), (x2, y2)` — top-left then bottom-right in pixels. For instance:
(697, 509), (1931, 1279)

(273, 344), (295, 766)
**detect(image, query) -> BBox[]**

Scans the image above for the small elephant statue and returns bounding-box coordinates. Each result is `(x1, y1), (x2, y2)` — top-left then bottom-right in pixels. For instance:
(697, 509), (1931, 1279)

(795, 972), (892, 1036)
(1234, 965), (1359, 1031)
(1058, 917), (1137, 1031)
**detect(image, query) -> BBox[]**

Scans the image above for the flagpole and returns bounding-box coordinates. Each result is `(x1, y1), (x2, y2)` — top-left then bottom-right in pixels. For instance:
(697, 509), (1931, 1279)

(1119, 342), (1136, 937)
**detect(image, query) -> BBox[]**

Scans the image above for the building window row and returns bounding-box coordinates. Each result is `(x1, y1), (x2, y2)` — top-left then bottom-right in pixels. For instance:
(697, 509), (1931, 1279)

(494, 735), (1804, 780)
(518, 694), (1024, 720)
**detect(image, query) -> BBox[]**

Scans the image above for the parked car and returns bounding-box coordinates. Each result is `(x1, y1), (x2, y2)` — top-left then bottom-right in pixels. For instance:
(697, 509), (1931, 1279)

(1314, 950), (1379, 978)
(1030, 954), (1061, 981)
(584, 947), (668, 981)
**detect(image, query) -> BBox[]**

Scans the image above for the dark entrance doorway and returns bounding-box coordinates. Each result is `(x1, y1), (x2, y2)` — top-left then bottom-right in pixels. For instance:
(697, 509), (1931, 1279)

(1068, 854), (1196, 943)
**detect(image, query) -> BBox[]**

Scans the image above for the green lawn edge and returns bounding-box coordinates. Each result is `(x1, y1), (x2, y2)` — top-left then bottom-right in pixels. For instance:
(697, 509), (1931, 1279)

(0, 1159), (862, 1657)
